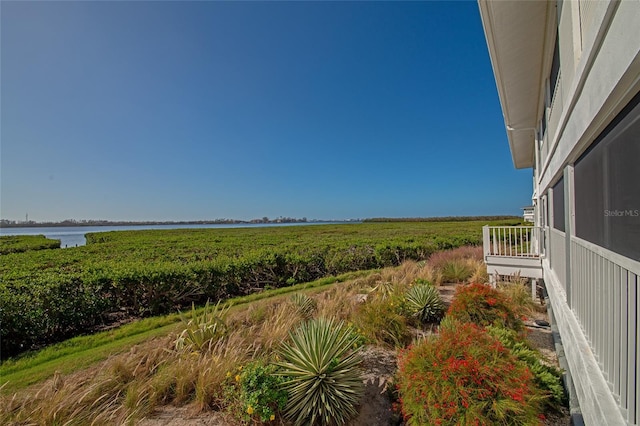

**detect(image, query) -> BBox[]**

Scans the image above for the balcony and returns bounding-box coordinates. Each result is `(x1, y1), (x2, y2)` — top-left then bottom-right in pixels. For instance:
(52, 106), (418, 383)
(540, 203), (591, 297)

(482, 225), (543, 281)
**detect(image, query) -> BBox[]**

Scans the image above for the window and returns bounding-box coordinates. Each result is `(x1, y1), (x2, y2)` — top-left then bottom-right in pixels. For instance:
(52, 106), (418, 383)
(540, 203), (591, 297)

(574, 91), (640, 261)
(552, 178), (565, 232)
(549, 36), (561, 100)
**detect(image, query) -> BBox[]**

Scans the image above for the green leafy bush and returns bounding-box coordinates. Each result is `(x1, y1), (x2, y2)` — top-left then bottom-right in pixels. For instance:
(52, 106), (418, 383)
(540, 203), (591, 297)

(396, 321), (545, 425)
(1, 221), (503, 357)
(0, 235), (60, 254)
(276, 318), (364, 426)
(175, 301), (229, 352)
(229, 361), (289, 423)
(447, 283), (524, 330)
(487, 326), (566, 408)
(405, 283), (445, 324)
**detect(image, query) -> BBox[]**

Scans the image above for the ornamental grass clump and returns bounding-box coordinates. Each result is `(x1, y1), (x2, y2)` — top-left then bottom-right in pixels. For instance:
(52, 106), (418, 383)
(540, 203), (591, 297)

(396, 321), (545, 425)
(447, 282), (524, 331)
(405, 282), (445, 324)
(440, 259), (474, 283)
(276, 318), (364, 426)
(353, 294), (411, 348)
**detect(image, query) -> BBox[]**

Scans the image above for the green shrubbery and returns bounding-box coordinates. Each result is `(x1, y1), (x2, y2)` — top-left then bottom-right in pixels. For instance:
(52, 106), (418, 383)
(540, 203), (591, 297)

(1, 221), (495, 358)
(487, 325), (565, 408)
(0, 235), (60, 254)
(225, 361), (289, 423)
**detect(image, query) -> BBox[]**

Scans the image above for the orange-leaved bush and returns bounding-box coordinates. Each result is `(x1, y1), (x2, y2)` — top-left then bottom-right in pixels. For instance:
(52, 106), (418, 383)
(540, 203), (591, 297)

(396, 321), (545, 425)
(447, 283), (524, 330)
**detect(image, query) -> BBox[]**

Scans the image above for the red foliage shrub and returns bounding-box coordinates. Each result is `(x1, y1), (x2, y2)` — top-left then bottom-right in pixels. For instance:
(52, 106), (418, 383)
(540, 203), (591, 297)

(447, 283), (524, 330)
(396, 321), (544, 425)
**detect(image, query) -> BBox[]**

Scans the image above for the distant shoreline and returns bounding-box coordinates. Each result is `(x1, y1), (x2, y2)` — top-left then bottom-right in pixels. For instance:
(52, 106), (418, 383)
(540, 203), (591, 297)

(1, 215), (520, 229)
(0, 219), (347, 229)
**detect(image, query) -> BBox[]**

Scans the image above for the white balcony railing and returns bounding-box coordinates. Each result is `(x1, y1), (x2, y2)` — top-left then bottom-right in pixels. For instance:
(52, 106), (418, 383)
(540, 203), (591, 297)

(568, 237), (639, 425)
(483, 225), (542, 258)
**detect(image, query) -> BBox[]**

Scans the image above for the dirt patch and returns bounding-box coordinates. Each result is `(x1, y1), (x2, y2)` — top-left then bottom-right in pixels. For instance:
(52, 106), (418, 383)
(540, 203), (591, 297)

(349, 346), (400, 426)
(438, 282), (461, 307)
(138, 406), (231, 426)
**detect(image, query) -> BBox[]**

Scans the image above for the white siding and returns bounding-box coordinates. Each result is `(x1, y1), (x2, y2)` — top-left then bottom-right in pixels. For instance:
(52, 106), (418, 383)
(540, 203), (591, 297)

(538, 1), (640, 193)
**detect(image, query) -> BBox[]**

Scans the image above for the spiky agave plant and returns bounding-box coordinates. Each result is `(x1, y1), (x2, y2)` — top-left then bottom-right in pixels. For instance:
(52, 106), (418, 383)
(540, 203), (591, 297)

(406, 283), (445, 324)
(289, 293), (317, 320)
(276, 318), (364, 426)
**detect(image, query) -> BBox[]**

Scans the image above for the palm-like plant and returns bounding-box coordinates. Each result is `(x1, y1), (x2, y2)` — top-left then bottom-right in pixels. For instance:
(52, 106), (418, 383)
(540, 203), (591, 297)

(289, 293), (317, 320)
(406, 283), (445, 324)
(174, 300), (229, 351)
(276, 318), (364, 425)
(367, 280), (395, 299)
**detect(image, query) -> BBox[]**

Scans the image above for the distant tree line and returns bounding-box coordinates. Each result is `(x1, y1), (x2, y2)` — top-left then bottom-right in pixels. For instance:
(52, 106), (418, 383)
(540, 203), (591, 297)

(363, 216), (521, 223)
(0, 217), (325, 228)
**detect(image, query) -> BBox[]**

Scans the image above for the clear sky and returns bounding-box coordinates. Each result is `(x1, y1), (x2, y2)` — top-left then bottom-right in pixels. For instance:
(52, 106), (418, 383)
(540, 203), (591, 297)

(1, 1), (532, 222)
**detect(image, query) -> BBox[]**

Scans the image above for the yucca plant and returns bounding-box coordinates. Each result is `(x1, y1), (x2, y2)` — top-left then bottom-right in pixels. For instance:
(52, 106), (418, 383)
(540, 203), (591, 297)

(289, 293), (317, 320)
(175, 300), (229, 351)
(367, 280), (395, 299)
(276, 318), (364, 425)
(405, 283), (445, 324)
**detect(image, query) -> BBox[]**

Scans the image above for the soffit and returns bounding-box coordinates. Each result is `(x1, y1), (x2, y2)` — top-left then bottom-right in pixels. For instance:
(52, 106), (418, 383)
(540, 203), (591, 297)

(478, 0), (552, 169)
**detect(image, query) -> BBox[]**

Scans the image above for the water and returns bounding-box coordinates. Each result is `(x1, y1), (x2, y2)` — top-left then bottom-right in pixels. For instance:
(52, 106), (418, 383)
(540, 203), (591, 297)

(0, 222), (344, 248)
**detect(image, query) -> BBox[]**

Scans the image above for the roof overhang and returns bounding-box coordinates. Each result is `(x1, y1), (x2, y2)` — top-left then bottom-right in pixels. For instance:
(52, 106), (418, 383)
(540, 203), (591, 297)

(478, 0), (555, 169)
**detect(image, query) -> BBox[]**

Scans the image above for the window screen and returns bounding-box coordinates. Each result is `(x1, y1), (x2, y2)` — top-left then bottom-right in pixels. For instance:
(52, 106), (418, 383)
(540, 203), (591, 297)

(574, 91), (640, 261)
(552, 178), (565, 232)
(549, 36), (561, 99)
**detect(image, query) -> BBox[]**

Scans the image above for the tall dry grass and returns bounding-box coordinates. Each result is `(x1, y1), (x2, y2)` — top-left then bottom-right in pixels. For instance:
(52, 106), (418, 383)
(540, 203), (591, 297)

(497, 275), (541, 315)
(1, 338), (176, 425)
(468, 258), (490, 284)
(315, 281), (363, 321)
(0, 312), (277, 425)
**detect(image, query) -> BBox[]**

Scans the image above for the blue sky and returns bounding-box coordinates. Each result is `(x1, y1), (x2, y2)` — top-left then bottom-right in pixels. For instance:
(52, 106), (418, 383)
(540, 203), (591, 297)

(1, 1), (532, 222)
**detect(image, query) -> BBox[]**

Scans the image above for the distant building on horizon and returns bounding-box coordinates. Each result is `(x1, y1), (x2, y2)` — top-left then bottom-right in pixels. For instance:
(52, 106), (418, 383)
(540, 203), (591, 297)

(479, 1), (639, 425)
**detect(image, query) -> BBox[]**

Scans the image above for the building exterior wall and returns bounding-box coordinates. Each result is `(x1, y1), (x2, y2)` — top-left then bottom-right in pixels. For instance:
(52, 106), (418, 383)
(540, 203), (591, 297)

(538, 1), (640, 194)
(480, 1), (640, 424)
